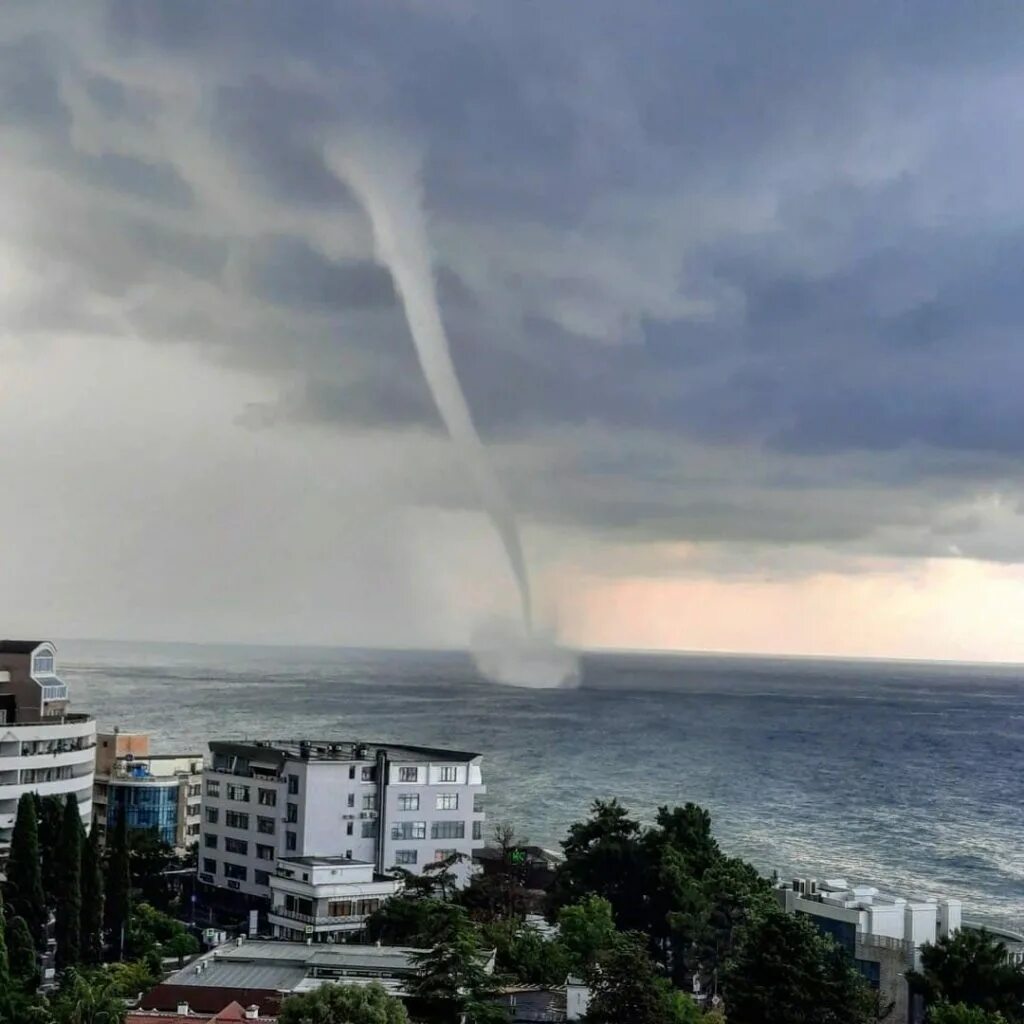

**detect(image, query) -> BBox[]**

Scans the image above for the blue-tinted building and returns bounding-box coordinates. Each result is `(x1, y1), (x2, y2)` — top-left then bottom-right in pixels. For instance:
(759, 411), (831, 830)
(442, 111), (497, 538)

(93, 731), (203, 853)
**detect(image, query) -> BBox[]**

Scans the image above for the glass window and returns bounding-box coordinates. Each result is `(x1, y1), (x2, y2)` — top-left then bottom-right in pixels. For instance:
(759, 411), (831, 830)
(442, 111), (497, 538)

(473, 821), (482, 841)
(254, 870), (270, 887)
(394, 850), (417, 865)
(227, 783), (250, 802)
(398, 766), (419, 783)
(391, 821), (426, 841)
(436, 793), (458, 811)
(346, 821), (353, 835)
(361, 821), (378, 839)
(203, 858), (217, 874)
(204, 834), (218, 849)
(256, 844), (275, 861)
(361, 766), (376, 782)
(439, 766), (458, 782)
(258, 788), (277, 806)
(257, 816), (275, 835)
(34, 652), (55, 675)
(398, 793), (420, 811)
(347, 793), (355, 807)
(224, 837), (248, 855)
(206, 780), (220, 798)
(223, 862), (247, 881)
(434, 848), (458, 862)
(349, 766), (356, 779)
(287, 774), (299, 795)
(286, 830), (297, 851)
(205, 807), (219, 824)
(286, 802), (298, 823)
(362, 793), (377, 812)
(431, 821), (465, 840)
(225, 811), (249, 830)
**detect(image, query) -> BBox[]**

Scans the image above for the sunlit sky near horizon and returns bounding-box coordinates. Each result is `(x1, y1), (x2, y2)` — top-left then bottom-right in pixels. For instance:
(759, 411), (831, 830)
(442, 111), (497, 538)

(6, 3), (1024, 662)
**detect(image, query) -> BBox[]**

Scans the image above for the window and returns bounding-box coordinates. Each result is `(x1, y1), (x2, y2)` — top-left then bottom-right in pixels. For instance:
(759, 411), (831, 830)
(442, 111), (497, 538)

(204, 834), (218, 849)
(223, 862), (247, 881)
(398, 766), (419, 783)
(258, 788), (277, 806)
(203, 858), (217, 874)
(254, 870), (270, 887)
(187, 823), (201, 836)
(436, 793), (458, 811)
(349, 766), (356, 779)
(361, 821), (378, 839)
(227, 783), (250, 802)
(473, 821), (483, 841)
(345, 849), (352, 860)
(224, 837), (248, 855)
(394, 850), (418, 865)
(205, 807), (219, 824)
(188, 784), (202, 798)
(435, 848), (458, 862)
(398, 793), (420, 812)
(225, 811), (249, 830)
(391, 821), (426, 841)
(431, 821), (465, 840)
(473, 795), (485, 813)
(346, 822), (353, 835)
(362, 793), (377, 812)
(206, 780), (220, 798)
(347, 793), (355, 807)
(257, 816), (275, 835)
(287, 774), (299, 795)
(34, 652), (55, 675)
(256, 844), (275, 861)
(439, 766), (458, 783)
(361, 766), (376, 782)
(286, 830), (297, 851)
(286, 802), (298, 823)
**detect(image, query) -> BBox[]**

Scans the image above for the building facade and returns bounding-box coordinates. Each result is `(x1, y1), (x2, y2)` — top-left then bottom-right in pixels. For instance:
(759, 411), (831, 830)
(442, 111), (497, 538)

(198, 740), (485, 906)
(267, 855), (402, 941)
(0, 640), (95, 854)
(779, 877), (963, 1024)
(93, 731), (203, 853)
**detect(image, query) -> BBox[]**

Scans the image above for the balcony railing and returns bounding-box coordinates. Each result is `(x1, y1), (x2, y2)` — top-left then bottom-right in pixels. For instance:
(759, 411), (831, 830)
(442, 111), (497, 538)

(269, 906), (367, 926)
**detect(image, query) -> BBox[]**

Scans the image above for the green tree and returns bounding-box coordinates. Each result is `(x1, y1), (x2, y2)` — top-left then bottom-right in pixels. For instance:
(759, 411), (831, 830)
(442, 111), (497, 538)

(722, 905), (874, 1024)
(0, 900), (13, 1021)
(55, 796), (83, 970)
(557, 894), (617, 974)
(5, 793), (48, 950)
(126, 902), (198, 965)
(930, 1003), (1009, 1024)
(80, 826), (104, 965)
(104, 814), (131, 960)
(105, 957), (160, 999)
(366, 895), (452, 947)
(587, 932), (700, 1024)
(549, 800), (648, 932)
(410, 906), (496, 1022)
(910, 929), (1024, 1021)
(38, 794), (65, 909)
(49, 967), (126, 1024)
(7, 914), (41, 993)
(126, 829), (174, 912)
(481, 919), (570, 986)
(279, 981), (409, 1023)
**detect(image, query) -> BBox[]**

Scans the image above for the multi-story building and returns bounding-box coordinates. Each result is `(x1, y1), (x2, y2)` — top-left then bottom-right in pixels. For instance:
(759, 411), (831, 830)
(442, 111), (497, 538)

(198, 740), (485, 911)
(779, 877), (963, 1023)
(268, 855), (402, 942)
(0, 640), (95, 854)
(93, 730), (203, 853)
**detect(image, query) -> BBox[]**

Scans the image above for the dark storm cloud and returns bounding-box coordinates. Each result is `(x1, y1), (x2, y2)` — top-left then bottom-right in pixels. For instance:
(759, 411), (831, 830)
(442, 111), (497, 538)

(6, 0), (1024, 562)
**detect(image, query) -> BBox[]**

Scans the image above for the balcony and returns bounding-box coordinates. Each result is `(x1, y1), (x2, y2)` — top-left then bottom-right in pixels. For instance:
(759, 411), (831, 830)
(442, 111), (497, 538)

(41, 683), (68, 702)
(269, 905), (366, 927)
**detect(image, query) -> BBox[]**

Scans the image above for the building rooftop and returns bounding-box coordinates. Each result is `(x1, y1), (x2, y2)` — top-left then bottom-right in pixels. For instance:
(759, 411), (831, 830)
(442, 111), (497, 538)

(0, 640), (48, 654)
(209, 739), (480, 764)
(281, 855), (374, 868)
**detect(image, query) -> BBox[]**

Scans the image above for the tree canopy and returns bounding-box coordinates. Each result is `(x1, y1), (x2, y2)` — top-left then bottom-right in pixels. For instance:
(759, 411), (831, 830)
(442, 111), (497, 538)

(279, 982), (409, 1024)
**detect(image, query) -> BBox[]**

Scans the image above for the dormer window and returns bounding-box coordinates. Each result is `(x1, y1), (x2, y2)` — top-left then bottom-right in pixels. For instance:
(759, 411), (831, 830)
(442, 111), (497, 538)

(34, 651), (55, 676)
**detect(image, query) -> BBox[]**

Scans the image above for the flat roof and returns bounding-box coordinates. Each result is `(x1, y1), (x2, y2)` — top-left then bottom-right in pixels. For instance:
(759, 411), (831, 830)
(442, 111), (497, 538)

(281, 855), (374, 867)
(210, 739), (480, 763)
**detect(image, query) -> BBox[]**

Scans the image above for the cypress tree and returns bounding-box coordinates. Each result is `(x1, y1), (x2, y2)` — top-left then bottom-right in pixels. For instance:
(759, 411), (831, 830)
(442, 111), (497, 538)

(54, 796), (82, 970)
(5, 793), (47, 950)
(105, 812), (131, 960)
(38, 794), (64, 909)
(80, 822), (104, 965)
(6, 914), (40, 994)
(0, 900), (12, 1003)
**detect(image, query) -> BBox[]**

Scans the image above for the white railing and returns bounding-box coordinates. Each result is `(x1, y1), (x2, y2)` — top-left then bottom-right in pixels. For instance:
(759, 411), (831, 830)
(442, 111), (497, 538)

(41, 684), (68, 701)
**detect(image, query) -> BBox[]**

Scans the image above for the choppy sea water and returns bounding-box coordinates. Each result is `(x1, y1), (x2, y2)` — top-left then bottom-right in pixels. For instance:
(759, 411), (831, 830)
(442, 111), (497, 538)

(59, 641), (1024, 927)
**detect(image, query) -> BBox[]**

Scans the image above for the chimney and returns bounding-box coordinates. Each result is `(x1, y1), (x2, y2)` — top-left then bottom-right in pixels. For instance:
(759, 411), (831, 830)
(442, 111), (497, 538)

(245, 1008), (260, 1020)
(177, 1002), (189, 1015)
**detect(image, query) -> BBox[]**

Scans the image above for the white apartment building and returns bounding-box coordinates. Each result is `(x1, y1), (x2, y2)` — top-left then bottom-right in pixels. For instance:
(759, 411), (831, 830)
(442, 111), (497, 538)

(198, 740), (485, 907)
(0, 640), (96, 854)
(779, 877), (962, 1024)
(268, 855), (403, 942)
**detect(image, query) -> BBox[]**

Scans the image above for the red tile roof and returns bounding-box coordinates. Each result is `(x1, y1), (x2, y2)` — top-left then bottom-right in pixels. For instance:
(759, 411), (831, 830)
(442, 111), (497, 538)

(126, 998), (278, 1023)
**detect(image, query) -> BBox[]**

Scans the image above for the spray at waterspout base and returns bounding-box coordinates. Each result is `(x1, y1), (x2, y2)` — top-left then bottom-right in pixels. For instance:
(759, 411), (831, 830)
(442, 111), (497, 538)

(471, 620), (581, 690)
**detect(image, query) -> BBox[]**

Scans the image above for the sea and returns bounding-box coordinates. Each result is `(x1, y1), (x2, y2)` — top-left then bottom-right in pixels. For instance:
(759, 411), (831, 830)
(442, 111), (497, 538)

(58, 640), (1024, 929)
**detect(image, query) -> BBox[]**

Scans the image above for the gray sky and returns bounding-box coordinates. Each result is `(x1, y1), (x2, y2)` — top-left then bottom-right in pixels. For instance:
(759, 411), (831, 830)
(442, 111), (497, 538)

(4, 2), (1024, 658)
